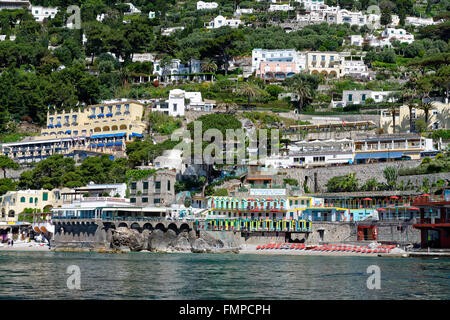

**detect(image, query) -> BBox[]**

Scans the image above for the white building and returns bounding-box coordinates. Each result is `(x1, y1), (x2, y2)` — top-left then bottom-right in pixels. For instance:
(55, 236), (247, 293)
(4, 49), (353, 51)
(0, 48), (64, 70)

(31, 6), (57, 22)
(268, 4), (294, 12)
(295, 0), (327, 11)
(149, 11), (155, 19)
(381, 28), (414, 44)
(264, 139), (354, 168)
(405, 16), (437, 27)
(197, 1), (218, 10)
(349, 35), (363, 46)
(161, 26), (185, 36)
(0, 35), (15, 41)
(206, 15), (242, 29)
(124, 3), (141, 15)
(235, 6), (253, 16)
(297, 11), (326, 23)
(153, 90), (211, 117)
(341, 57), (369, 79)
(153, 149), (184, 173)
(340, 90), (396, 106)
(365, 34), (393, 48)
(132, 53), (155, 63)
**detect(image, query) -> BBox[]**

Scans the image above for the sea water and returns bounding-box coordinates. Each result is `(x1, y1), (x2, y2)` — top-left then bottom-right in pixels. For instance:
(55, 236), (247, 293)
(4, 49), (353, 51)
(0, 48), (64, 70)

(0, 251), (448, 299)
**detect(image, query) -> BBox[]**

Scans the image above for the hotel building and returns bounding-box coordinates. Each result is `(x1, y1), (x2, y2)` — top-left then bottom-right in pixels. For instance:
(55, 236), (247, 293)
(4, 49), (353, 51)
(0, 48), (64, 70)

(1, 100), (146, 163)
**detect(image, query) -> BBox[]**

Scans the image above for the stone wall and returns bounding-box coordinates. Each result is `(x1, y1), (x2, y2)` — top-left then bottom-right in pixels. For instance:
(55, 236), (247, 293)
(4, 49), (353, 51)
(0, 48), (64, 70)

(284, 129), (377, 141)
(278, 112), (380, 123)
(398, 172), (449, 188)
(279, 160), (421, 193)
(4, 167), (28, 180)
(358, 221), (421, 246)
(291, 222), (356, 244)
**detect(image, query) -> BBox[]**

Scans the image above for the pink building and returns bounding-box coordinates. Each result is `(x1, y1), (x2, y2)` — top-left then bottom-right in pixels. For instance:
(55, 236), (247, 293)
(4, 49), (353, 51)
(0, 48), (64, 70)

(255, 61), (299, 81)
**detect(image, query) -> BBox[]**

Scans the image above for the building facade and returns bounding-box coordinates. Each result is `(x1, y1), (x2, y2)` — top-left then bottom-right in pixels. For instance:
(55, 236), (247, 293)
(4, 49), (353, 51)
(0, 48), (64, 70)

(1, 100), (146, 163)
(31, 5), (57, 22)
(380, 102), (450, 134)
(0, 189), (65, 224)
(129, 169), (177, 207)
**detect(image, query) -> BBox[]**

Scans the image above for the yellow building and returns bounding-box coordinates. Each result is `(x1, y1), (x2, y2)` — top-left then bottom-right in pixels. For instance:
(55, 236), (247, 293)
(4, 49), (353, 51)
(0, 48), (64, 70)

(1, 100), (147, 163)
(380, 102), (450, 134)
(0, 189), (67, 224)
(306, 52), (341, 78)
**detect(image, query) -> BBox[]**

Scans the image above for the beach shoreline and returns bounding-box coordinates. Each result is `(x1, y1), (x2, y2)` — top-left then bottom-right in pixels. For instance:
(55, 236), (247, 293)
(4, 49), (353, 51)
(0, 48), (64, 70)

(0, 242), (51, 252)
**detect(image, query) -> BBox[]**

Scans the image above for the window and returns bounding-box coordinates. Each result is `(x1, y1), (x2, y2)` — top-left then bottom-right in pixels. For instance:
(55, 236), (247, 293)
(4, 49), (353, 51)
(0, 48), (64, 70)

(43, 193), (48, 201)
(168, 181), (171, 191)
(29, 197), (33, 203)
(155, 181), (161, 190)
(131, 182), (136, 189)
(154, 198), (161, 204)
(130, 198), (136, 203)
(348, 94), (353, 101)
(313, 55), (316, 61)
(362, 94), (366, 101)
(173, 104), (177, 112)
(433, 122), (439, 130)
(125, 104), (130, 112)
(20, 197), (25, 203)
(143, 182), (148, 189)
(142, 198), (148, 203)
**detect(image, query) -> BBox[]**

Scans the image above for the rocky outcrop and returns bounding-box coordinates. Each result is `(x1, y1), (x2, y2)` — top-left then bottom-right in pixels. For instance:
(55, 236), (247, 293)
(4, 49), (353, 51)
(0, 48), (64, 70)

(111, 227), (145, 252)
(110, 227), (240, 253)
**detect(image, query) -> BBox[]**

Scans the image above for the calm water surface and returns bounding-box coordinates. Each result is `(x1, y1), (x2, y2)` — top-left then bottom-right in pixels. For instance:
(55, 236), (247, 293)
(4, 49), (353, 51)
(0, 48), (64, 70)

(0, 251), (448, 299)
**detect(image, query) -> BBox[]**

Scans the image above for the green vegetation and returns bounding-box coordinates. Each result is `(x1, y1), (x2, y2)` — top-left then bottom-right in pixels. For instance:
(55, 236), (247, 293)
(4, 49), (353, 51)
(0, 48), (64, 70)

(148, 111), (182, 135)
(399, 148), (450, 176)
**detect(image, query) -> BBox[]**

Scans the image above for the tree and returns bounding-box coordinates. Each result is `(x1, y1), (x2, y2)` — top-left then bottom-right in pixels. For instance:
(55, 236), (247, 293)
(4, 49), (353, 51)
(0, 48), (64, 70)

(388, 104), (398, 133)
(200, 58), (218, 74)
(434, 65), (450, 103)
(418, 102), (434, 127)
(218, 99), (238, 114)
(383, 166), (398, 190)
(326, 174), (359, 192)
(380, 9), (392, 27)
(291, 81), (312, 113)
(239, 83), (259, 109)
(0, 155), (18, 178)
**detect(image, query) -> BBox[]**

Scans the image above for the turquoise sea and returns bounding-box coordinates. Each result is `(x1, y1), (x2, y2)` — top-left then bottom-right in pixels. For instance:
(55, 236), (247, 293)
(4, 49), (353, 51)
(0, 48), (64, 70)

(0, 251), (448, 299)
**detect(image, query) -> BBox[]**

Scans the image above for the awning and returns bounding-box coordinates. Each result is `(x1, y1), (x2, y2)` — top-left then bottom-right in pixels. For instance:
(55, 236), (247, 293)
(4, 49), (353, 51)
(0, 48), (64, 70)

(65, 130), (71, 134)
(97, 143), (105, 147)
(90, 133), (126, 139)
(106, 113), (113, 117)
(354, 152), (403, 160)
(106, 143), (114, 146)
(129, 133), (143, 138)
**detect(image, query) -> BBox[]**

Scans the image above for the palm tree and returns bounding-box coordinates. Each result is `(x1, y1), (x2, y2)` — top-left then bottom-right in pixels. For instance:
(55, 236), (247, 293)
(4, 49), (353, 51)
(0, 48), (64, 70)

(418, 101), (434, 128)
(407, 102), (416, 133)
(291, 81), (312, 113)
(218, 99), (238, 114)
(201, 58), (218, 74)
(402, 87), (417, 133)
(239, 83), (259, 109)
(201, 59), (218, 83)
(388, 104), (398, 134)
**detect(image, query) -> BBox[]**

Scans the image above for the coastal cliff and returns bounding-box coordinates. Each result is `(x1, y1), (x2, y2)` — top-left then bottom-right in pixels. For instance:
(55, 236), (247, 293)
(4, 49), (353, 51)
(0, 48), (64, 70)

(110, 227), (240, 253)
